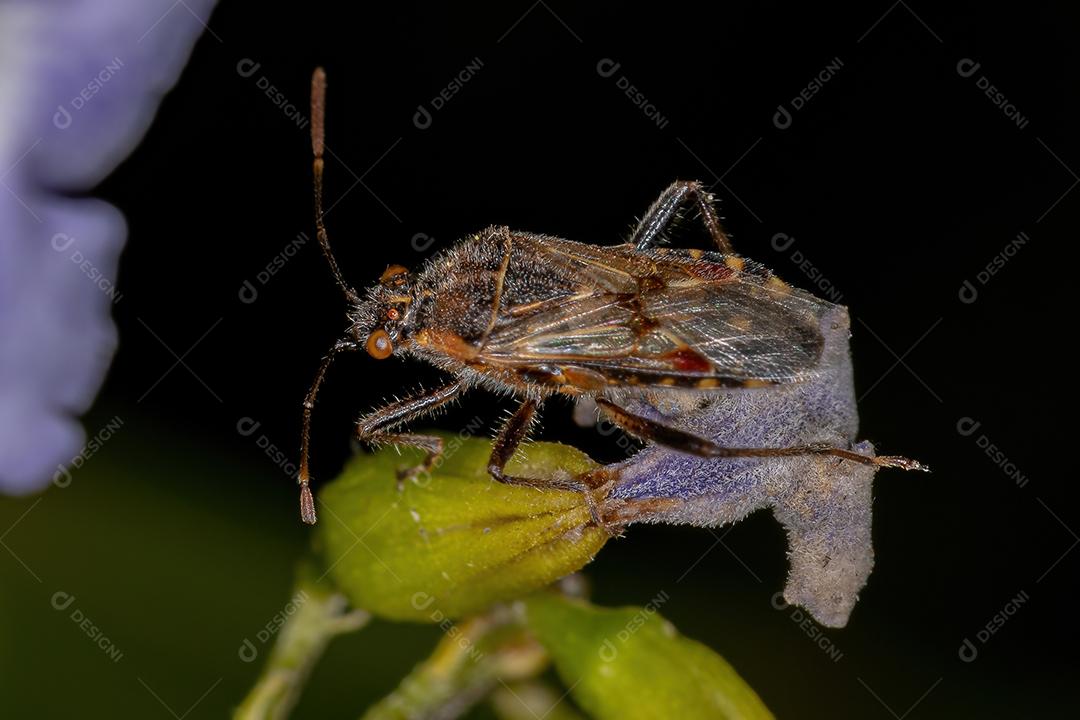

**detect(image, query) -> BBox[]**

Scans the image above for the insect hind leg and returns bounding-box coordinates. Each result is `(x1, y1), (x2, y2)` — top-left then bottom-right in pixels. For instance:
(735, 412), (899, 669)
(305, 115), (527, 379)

(595, 398), (928, 471)
(631, 179), (733, 253)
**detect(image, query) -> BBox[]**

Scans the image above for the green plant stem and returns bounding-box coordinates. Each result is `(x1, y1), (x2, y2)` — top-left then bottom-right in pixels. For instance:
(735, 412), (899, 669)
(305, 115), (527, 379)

(361, 610), (548, 720)
(234, 570), (370, 720)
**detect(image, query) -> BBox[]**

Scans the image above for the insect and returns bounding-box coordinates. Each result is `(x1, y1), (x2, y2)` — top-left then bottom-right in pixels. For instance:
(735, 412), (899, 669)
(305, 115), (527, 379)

(295, 67), (925, 525)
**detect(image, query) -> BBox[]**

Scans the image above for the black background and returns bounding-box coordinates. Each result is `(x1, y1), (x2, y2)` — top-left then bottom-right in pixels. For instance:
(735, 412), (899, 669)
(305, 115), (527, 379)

(42, 1), (1080, 716)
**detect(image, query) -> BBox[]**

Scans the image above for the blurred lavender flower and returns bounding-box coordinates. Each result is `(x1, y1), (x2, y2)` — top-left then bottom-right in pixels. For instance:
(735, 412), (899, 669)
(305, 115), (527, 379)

(0, 0), (217, 493)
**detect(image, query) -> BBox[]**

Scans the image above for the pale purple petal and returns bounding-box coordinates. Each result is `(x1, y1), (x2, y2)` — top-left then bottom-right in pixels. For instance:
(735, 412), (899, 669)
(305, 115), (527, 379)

(0, 0), (218, 493)
(601, 307), (879, 627)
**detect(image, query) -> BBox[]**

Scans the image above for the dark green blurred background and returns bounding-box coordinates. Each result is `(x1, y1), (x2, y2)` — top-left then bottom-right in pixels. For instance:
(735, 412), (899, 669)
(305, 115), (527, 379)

(2, 1), (1076, 717)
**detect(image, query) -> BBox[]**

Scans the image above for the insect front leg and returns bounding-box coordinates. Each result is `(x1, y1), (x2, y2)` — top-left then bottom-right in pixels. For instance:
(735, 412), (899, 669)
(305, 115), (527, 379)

(631, 179), (734, 253)
(487, 399), (609, 527)
(355, 381), (465, 484)
(595, 398), (928, 471)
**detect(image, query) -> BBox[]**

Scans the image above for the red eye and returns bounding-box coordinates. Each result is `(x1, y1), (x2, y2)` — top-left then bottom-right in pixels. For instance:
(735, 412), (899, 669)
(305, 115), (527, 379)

(386, 308), (400, 321)
(365, 329), (393, 359)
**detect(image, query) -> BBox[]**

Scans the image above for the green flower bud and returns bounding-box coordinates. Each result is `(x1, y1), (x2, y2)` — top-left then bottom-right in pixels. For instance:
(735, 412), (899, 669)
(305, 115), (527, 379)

(524, 593), (773, 720)
(315, 437), (609, 621)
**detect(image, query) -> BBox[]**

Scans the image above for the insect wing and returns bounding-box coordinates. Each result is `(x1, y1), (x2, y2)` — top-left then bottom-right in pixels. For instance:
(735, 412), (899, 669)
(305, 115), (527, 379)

(480, 238), (834, 386)
(641, 279), (829, 380)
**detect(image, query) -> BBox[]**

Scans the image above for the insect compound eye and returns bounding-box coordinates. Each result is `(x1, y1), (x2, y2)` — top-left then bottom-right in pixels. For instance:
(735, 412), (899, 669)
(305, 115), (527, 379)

(379, 264), (410, 287)
(365, 329), (393, 359)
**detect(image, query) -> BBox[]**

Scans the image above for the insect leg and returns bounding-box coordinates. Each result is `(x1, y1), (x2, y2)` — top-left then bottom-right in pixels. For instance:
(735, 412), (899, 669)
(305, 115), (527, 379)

(486, 399), (582, 490)
(594, 398), (724, 456)
(487, 399), (608, 526)
(487, 398), (540, 482)
(631, 180), (734, 253)
(602, 497), (681, 529)
(595, 398), (928, 471)
(355, 381), (465, 482)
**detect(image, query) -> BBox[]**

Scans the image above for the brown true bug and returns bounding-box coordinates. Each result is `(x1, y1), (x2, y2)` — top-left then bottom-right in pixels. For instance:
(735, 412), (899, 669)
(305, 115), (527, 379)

(296, 68), (925, 525)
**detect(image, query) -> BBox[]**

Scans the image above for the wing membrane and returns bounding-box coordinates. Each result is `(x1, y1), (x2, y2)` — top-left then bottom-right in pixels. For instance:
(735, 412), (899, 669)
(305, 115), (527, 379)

(479, 236), (835, 385)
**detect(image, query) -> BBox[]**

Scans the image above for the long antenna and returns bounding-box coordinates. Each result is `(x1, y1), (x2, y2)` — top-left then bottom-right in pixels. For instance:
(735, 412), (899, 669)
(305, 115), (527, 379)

(311, 67), (359, 304)
(298, 67), (358, 525)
